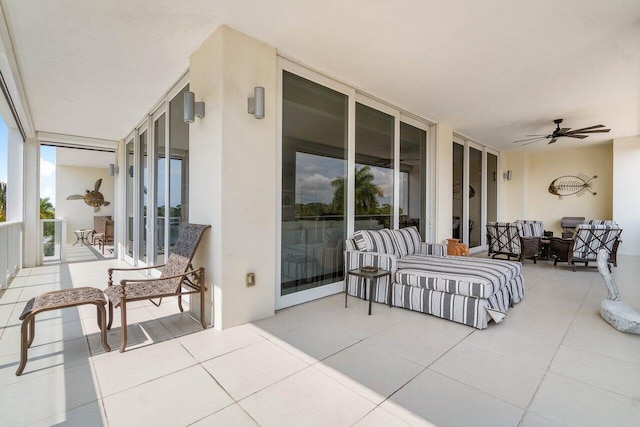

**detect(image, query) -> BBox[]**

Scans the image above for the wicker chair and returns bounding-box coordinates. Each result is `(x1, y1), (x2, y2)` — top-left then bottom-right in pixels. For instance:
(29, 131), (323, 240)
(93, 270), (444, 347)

(104, 223), (210, 351)
(550, 223), (622, 271)
(486, 221), (541, 263)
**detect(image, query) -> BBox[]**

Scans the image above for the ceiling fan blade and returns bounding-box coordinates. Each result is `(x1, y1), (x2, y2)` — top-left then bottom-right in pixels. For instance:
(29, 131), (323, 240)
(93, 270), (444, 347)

(558, 128), (571, 133)
(568, 124), (606, 132)
(513, 136), (547, 143)
(548, 138), (558, 144)
(521, 139), (546, 146)
(565, 135), (588, 139)
(566, 129), (611, 134)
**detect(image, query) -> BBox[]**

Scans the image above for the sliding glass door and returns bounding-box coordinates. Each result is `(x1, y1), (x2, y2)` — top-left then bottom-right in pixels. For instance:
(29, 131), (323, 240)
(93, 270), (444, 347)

(452, 140), (498, 251)
(278, 62), (433, 308)
(122, 78), (189, 267)
(280, 71), (348, 299)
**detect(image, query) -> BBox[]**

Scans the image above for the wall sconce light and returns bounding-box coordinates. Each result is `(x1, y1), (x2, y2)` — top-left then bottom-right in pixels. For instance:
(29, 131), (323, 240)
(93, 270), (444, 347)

(503, 170), (512, 181)
(108, 163), (119, 176)
(184, 91), (205, 123)
(247, 86), (265, 119)
(128, 166), (134, 178)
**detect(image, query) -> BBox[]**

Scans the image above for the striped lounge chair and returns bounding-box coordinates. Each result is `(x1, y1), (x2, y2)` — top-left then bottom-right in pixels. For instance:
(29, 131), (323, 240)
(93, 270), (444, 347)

(344, 226), (525, 329)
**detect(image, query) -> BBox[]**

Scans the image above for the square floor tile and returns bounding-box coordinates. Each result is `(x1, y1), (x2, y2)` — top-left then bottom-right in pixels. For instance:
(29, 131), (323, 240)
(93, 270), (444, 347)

(463, 328), (559, 369)
(0, 363), (100, 425)
(191, 403), (258, 427)
(202, 340), (308, 400)
(178, 324), (265, 362)
(384, 369), (524, 427)
(430, 342), (545, 408)
(92, 339), (197, 396)
(549, 345), (640, 398)
(319, 341), (424, 404)
(273, 322), (360, 363)
(103, 365), (233, 426)
(240, 367), (375, 427)
(529, 372), (640, 426)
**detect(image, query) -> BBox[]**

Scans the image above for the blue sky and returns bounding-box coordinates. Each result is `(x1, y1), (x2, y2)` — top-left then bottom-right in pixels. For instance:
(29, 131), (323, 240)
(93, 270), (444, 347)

(0, 118), (57, 205)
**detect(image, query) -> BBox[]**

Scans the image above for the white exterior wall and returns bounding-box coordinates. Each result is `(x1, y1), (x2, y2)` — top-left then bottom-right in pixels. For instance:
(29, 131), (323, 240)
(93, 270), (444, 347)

(613, 136), (640, 255)
(189, 26), (277, 329)
(23, 138), (39, 267)
(55, 165), (115, 243)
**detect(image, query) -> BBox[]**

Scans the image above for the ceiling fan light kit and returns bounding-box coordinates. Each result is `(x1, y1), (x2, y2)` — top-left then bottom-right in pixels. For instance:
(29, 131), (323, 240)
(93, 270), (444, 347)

(514, 119), (611, 145)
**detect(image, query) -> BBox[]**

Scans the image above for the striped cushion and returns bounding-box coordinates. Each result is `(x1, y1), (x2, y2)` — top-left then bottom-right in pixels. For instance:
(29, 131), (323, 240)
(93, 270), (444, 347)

(583, 219), (618, 226)
(397, 254), (521, 298)
(345, 239), (358, 251)
(353, 229), (397, 255)
(389, 226), (422, 257)
(515, 220), (544, 237)
(572, 224), (622, 260)
(487, 222), (521, 255)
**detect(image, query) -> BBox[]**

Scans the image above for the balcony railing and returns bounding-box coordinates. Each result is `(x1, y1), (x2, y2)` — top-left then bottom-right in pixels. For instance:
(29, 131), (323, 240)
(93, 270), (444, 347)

(41, 219), (65, 263)
(0, 221), (22, 289)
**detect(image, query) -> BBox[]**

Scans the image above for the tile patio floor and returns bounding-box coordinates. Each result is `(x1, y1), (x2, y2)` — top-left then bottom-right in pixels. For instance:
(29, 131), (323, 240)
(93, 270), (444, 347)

(1, 254), (640, 426)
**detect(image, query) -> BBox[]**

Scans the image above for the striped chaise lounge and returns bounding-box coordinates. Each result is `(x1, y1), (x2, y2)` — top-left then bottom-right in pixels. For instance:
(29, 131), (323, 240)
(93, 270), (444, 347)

(345, 226), (525, 329)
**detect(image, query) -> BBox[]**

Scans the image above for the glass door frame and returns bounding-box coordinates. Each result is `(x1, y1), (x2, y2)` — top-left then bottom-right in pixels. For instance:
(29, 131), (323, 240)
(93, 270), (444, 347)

(484, 147), (500, 251)
(453, 136), (499, 253)
(276, 58), (356, 310)
(399, 114), (434, 241)
(276, 57), (435, 309)
(123, 135), (136, 265)
(121, 72), (189, 268)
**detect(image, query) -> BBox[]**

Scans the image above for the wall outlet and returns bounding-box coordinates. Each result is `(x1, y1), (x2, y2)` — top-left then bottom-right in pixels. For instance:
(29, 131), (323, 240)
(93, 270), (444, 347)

(246, 272), (256, 287)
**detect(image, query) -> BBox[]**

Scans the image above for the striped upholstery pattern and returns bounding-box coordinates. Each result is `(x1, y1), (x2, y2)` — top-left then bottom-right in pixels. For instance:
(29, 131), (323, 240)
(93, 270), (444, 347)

(396, 255), (522, 299)
(353, 229), (397, 255)
(419, 242), (446, 256)
(486, 222), (521, 256)
(389, 226), (422, 257)
(393, 278), (522, 329)
(515, 220), (544, 237)
(344, 249), (397, 304)
(345, 238), (357, 251)
(583, 219), (618, 226)
(572, 224), (622, 261)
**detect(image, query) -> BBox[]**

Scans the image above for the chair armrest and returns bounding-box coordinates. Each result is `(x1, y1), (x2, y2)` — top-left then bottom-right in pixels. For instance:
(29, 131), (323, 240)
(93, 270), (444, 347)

(344, 250), (397, 275)
(119, 268), (205, 297)
(108, 264), (167, 286)
(544, 230), (554, 237)
(419, 242), (446, 256)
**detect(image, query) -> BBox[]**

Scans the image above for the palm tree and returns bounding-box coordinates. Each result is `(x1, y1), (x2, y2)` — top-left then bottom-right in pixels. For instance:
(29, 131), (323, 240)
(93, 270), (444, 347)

(331, 166), (383, 215)
(40, 197), (55, 219)
(0, 181), (6, 222)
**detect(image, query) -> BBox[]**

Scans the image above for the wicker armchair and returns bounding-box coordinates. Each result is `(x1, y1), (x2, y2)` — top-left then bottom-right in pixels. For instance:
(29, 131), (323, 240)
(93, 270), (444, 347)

(486, 221), (542, 263)
(104, 223), (210, 351)
(550, 223), (622, 271)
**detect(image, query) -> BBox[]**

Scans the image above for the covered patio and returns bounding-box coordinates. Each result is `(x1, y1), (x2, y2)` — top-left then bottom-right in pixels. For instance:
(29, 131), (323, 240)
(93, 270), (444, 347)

(1, 255), (640, 425)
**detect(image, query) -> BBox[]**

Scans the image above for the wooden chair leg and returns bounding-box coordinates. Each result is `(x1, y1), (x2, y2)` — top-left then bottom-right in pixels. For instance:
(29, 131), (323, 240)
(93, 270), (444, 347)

(119, 301), (127, 352)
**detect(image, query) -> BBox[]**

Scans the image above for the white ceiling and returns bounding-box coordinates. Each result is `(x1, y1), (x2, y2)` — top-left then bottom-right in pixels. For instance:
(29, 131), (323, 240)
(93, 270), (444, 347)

(2, 0), (639, 152)
(55, 147), (114, 168)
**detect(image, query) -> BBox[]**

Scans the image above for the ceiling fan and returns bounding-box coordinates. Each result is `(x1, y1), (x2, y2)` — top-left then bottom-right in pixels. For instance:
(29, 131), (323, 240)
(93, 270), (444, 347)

(514, 119), (611, 146)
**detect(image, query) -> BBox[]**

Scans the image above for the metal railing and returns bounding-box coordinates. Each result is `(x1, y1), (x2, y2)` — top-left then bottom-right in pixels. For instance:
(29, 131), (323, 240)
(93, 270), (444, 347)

(41, 219), (65, 263)
(0, 221), (22, 289)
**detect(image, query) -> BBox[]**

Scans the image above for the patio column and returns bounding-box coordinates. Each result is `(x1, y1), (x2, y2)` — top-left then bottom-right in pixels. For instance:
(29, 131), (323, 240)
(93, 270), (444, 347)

(189, 26), (277, 330)
(22, 137), (39, 267)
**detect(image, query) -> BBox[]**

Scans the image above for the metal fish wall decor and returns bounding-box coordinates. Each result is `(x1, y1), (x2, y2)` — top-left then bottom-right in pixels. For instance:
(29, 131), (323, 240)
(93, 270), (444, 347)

(548, 173), (597, 200)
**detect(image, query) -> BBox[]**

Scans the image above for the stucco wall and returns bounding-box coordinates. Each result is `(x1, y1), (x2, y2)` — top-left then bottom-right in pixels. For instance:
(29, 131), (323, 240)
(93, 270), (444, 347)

(189, 26), (277, 329)
(502, 144), (613, 236)
(55, 165), (114, 243)
(613, 136), (640, 255)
